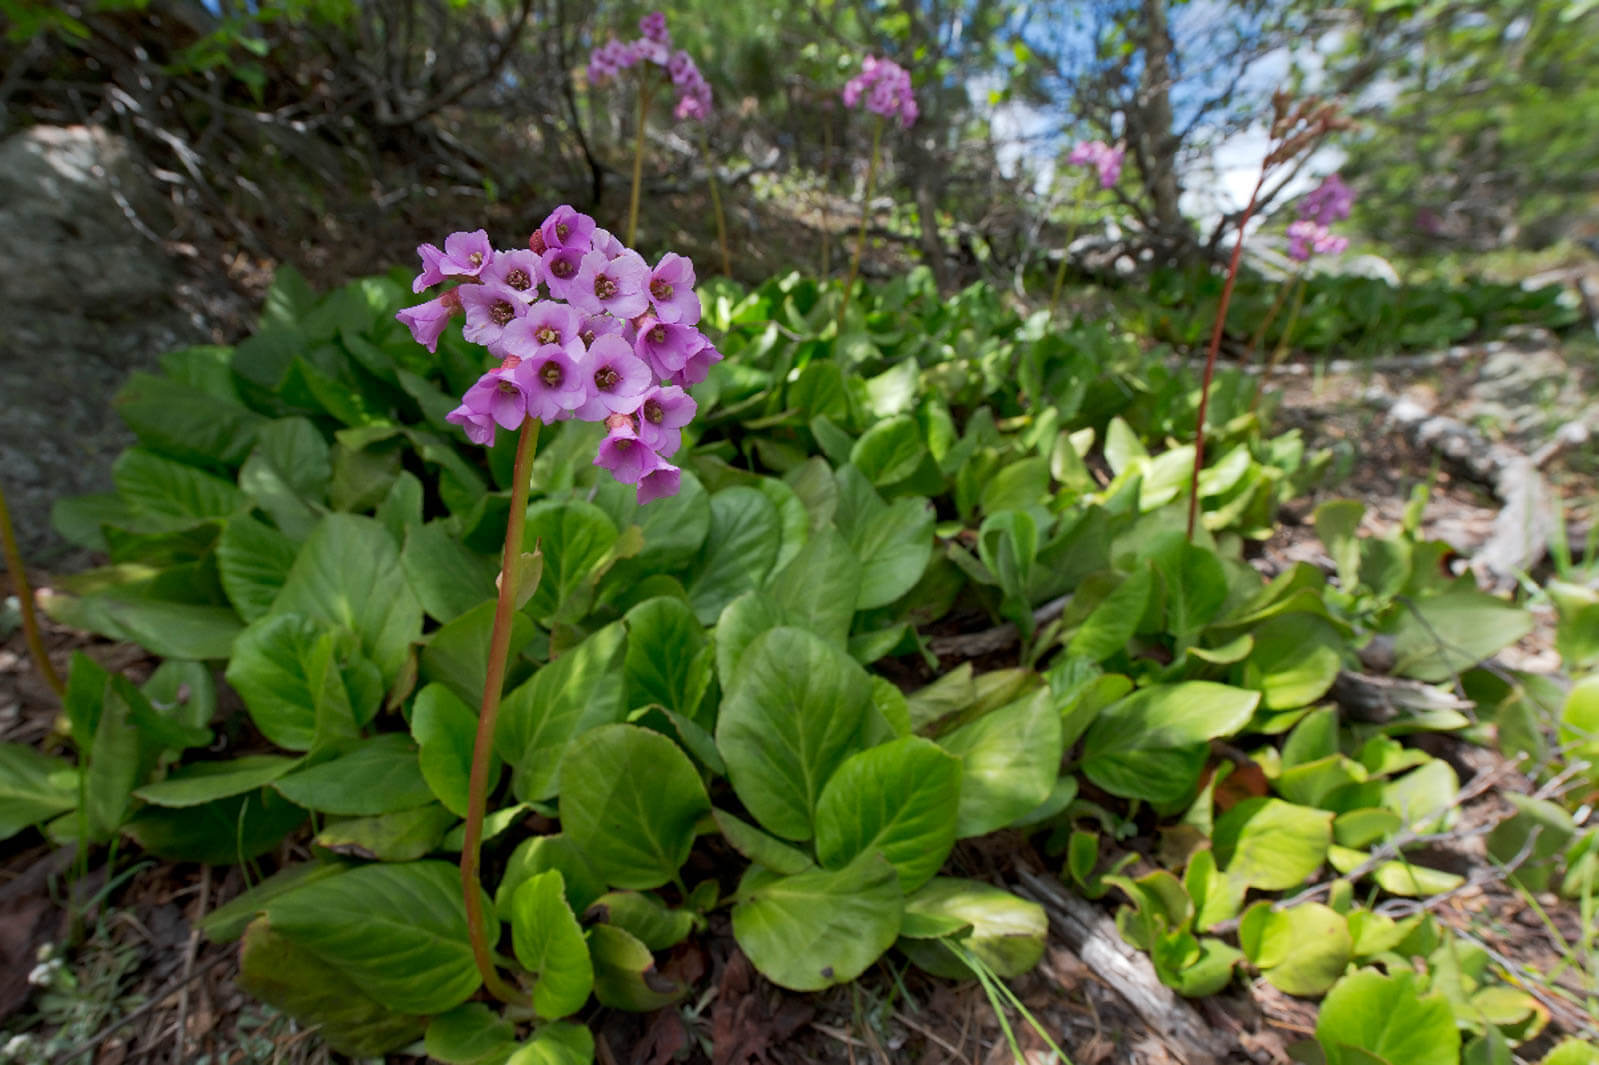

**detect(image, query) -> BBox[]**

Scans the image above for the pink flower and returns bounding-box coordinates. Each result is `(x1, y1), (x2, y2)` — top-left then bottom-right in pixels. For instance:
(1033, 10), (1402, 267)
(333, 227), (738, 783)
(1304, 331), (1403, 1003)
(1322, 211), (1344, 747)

(636, 384), (695, 455)
(480, 249), (542, 303)
(637, 462), (681, 504)
(513, 342), (590, 422)
(1299, 174), (1354, 226)
(462, 362), (531, 430)
(1068, 141), (1124, 188)
(645, 252), (701, 324)
(842, 55), (917, 129)
(395, 292), (458, 353)
(594, 422), (661, 485)
(1286, 219), (1347, 262)
(439, 229), (495, 279)
(572, 249), (650, 318)
(447, 403), (497, 446)
(458, 282), (527, 347)
(640, 11), (669, 44)
(573, 334), (652, 421)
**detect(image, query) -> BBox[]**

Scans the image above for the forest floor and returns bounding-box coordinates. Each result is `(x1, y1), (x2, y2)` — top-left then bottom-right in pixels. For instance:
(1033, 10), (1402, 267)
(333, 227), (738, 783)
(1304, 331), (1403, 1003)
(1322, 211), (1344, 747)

(4, 320), (1597, 1064)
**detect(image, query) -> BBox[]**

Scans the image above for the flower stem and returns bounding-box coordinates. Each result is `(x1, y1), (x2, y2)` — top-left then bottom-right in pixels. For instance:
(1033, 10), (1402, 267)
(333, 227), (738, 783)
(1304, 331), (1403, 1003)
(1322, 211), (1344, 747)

(836, 120), (882, 334)
(1253, 273), (1307, 410)
(1187, 171), (1265, 542)
(1046, 181), (1091, 319)
(460, 417), (541, 1007)
(0, 478), (63, 698)
(626, 82), (651, 247)
(820, 116), (833, 276)
(700, 127), (731, 278)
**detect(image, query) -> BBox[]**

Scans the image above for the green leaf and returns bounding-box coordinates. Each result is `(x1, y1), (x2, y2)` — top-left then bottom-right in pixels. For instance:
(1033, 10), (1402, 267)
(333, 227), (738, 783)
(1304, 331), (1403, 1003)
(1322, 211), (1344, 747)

(265, 861), (482, 1015)
(716, 627), (875, 841)
(0, 743), (79, 840)
(507, 1022), (595, 1065)
(1244, 614), (1345, 710)
(850, 415), (926, 486)
(41, 593), (244, 661)
(833, 467), (934, 610)
(141, 659), (216, 732)
(1213, 798), (1333, 892)
(238, 917), (426, 1058)
(216, 516), (299, 622)
(202, 863), (346, 943)
(225, 613), (382, 751)
(510, 871), (595, 1020)
(1067, 564), (1154, 662)
(623, 596), (710, 717)
(412, 683), (496, 817)
(425, 1003), (518, 1065)
(686, 486), (781, 624)
(113, 370), (262, 468)
(135, 755), (299, 808)
(1316, 968), (1460, 1065)
(1238, 900), (1352, 996)
(113, 447), (246, 527)
(713, 591), (787, 688)
(496, 623), (627, 802)
(1384, 584), (1534, 682)
(272, 514), (423, 684)
(731, 855), (903, 992)
(766, 527), (862, 646)
(124, 788), (307, 864)
(313, 803), (457, 862)
(402, 522), (499, 624)
(521, 499), (621, 620)
(814, 737), (960, 892)
(588, 923), (687, 1011)
(937, 689), (1062, 838)
(898, 878), (1048, 979)
(272, 734), (433, 815)
(559, 724), (710, 890)
(585, 891), (696, 951)
(712, 808), (814, 875)
(495, 834), (606, 921)
(1081, 683), (1260, 806)
(239, 417), (331, 540)
(421, 599), (536, 706)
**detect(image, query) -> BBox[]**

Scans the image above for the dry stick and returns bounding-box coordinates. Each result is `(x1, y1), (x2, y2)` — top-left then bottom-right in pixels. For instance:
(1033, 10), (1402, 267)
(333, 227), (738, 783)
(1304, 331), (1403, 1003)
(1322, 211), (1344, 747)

(172, 864), (210, 1065)
(836, 120), (883, 333)
(1186, 169), (1266, 542)
(625, 81), (652, 247)
(0, 478), (64, 697)
(700, 126), (731, 277)
(460, 418), (541, 1007)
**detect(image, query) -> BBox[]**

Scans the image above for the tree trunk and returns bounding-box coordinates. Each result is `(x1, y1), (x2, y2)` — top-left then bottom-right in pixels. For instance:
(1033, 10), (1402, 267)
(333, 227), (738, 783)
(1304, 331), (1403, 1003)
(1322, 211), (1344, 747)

(1135, 0), (1188, 258)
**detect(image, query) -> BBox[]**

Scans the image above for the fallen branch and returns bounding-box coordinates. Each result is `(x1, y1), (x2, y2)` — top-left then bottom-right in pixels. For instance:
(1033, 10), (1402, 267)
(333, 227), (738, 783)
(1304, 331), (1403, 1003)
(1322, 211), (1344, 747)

(1015, 869), (1234, 1065)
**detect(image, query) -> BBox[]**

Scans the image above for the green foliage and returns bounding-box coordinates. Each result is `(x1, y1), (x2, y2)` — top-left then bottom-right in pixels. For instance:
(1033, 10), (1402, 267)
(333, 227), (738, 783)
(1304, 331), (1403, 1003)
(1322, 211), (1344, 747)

(3, 264), (1568, 1064)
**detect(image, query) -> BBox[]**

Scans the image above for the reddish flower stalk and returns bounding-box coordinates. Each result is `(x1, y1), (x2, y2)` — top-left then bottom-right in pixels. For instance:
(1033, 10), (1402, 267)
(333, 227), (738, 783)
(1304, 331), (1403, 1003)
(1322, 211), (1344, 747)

(1187, 170), (1265, 541)
(0, 479), (63, 698)
(459, 417), (541, 1007)
(837, 120), (882, 332)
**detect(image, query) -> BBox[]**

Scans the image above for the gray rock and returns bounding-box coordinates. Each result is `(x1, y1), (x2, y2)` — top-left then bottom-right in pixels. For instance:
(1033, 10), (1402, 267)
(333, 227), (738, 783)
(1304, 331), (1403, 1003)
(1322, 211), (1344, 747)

(0, 125), (210, 566)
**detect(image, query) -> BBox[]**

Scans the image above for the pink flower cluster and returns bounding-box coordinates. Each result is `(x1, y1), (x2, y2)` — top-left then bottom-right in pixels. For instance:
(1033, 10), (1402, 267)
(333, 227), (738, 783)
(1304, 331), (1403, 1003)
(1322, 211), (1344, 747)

(1067, 140), (1124, 189)
(1287, 174), (1353, 262)
(396, 207), (721, 504)
(588, 12), (712, 123)
(842, 56), (917, 129)
(1286, 219), (1348, 262)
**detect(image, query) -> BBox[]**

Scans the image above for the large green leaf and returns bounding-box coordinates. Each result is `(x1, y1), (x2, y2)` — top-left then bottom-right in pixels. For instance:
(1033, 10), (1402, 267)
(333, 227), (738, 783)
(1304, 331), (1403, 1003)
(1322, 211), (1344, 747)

(686, 486), (782, 623)
(41, 593), (243, 661)
(588, 923), (687, 1011)
(272, 734), (433, 815)
(238, 918), (426, 1057)
(731, 855), (903, 992)
(412, 683), (496, 817)
(1239, 901), (1351, 996)
(1244, 613), (1345, 709)
(112, 447), (246, 527)
(520, 499), (621, 620)
(113, 370), (263, 468)
(814, 737), (961, 892)
(313, 803), (456, 862)
(558, 724), (709, 890)
(937, 689), (1063, 838)
(401, 522), (499, 624)
(216, 516), (299, 622)
(623, 596), (710, 717)
(271, 513), (423, 684)
(1384, 584), (1534, 682)
(425, 1004), (518, 1065)
(715, 627), (875, 841)
(239, 417), (331, 540)
(1213, 798), (1334, 892)
(898, 878), (1048, 980)
(265, 861), (483, 1015)
(134, 755), (299, 808)
(833, 466), (934, 610)
(0, 743), (79, 841)
(124, 788), (307, 864)
(766, 526), (862, 646)
(225, 612), (382, 751)
(510, 871), (594, 1020)
(1316, 968), (1460, 1065)
(1080, 682), (1260, 806)
(496, 623), (627, 801)
(420, 599), (536, 706)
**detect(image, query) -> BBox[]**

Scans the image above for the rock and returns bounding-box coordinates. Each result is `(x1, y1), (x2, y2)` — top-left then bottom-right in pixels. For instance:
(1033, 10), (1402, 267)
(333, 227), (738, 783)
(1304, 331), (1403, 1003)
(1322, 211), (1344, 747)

(0, 126), (209, 566)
